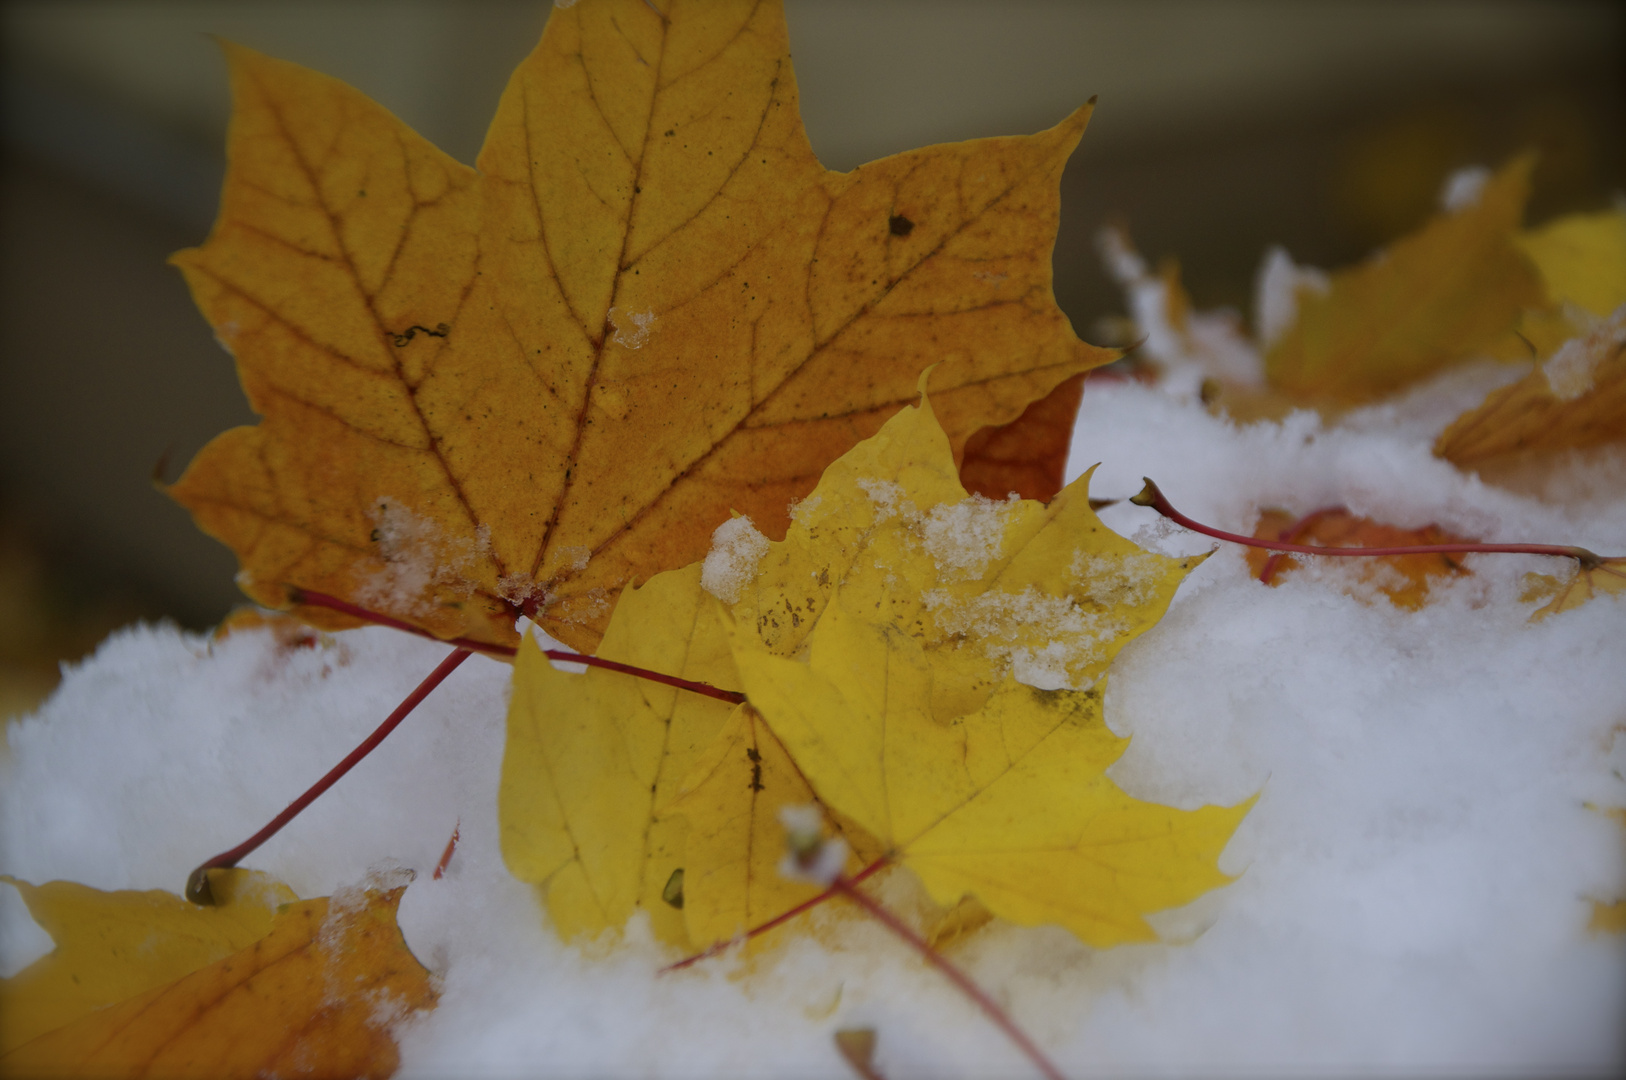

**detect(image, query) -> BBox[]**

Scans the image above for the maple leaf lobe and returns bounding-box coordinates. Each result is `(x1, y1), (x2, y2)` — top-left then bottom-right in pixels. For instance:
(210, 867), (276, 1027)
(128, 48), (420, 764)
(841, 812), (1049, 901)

(171, 0), (1111, 653)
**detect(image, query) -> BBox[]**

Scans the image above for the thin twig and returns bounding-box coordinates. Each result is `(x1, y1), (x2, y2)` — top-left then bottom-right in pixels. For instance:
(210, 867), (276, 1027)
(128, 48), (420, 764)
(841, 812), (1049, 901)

(185, 647), (472, 903)
(1257, 505), (1345, 583)
(659, 858), (890, 973)
(832, 877), (1068, 1080)
(1130, 479), (1606, 566)
(295, 589), (745, 702)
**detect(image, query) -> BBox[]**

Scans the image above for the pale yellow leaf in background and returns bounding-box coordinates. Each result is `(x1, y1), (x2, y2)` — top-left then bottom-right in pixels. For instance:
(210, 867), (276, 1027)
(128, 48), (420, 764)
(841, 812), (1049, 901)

(1265, 155), (1543, 405)
(1515, 207), (1626, 318)
(1435, 204), (1626, 468)
(0, 870), (295, 1055)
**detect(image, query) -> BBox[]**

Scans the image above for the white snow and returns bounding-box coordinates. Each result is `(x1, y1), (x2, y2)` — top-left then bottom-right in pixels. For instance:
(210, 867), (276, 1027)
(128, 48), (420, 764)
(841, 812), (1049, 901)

(3, 371), (1624, 1076)
(357, 498), (489, 618)
(700, 515), (771, 604)
(920, 493), (1014, 579)
(608, 306), (656, 350)
(1439, 164), (1493, 213)
(1544, 304), (1626, 400)
(1099, 226), (1265, 394)
(1254, 245), (1329, 352)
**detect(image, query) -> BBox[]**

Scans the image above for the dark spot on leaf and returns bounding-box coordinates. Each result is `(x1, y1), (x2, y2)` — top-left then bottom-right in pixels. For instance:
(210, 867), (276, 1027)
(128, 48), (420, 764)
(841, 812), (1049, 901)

(389, 322), (450, 348)
(889, 215), (914, 237)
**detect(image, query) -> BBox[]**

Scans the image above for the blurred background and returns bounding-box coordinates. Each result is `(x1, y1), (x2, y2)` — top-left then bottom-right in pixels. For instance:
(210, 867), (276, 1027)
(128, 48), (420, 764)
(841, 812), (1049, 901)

(2, 0), (1622, 718)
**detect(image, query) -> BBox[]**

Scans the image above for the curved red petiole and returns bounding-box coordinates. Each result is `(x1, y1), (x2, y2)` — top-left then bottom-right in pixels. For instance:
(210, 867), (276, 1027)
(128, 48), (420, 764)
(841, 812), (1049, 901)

(661, 857), (1067, 1080)
(187, 593), (744, 902)
(185, 645), (473, 904)
(295, 590), (745, 704)
(1130, 478), (1613, 568)
(832, 877), (1067, 1080)
(1256, 505), (1345, 583)
(659, 857), (891, 974)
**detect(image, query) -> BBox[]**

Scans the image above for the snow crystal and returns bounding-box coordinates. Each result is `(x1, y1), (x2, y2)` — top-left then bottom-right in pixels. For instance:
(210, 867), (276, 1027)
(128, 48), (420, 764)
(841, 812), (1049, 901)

(788, 494), (822, 524)
(608, 306), (656, 349)
(857, 478), (910, 521)
(776, 805), (849, 886)
(496, 572), (543, 606)
(1071, 551), (1166, 609)
(1100, 226), (1265, 393)
(926, 586), (1106, 690)
(1097, 225), (1148, 284)
(1438, 164), (1492, 212)
(355, 498), (486, 617)
(1543, 304), (1626, 401)
(700, 516), (770, 604)
(1254, 245), (1329, 351)
(920, 494), (1013, 580)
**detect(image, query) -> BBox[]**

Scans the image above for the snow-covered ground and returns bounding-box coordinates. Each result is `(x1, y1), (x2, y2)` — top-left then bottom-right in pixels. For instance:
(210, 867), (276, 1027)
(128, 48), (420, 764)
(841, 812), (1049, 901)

(4, 372), (1624, 1078)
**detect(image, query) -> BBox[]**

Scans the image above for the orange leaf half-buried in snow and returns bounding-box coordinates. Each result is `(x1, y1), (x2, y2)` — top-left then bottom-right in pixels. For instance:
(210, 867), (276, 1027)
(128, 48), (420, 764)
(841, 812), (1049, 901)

(0, 874), (434, 1080)
(1246, 507), (1473, 610)
(168, 0), (1113, 654)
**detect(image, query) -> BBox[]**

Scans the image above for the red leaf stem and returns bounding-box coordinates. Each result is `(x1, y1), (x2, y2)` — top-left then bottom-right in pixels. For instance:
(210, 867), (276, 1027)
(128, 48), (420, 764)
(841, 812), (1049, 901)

(659, 857), (891, 974)
(1130, 479), (1609, 565)
(185, 646), (472, 904)
(832, 876), (1068, 1080)
(1257, 505), (1345, 583)
(294, 590), (745, 703)
(293, 589), (513, 656)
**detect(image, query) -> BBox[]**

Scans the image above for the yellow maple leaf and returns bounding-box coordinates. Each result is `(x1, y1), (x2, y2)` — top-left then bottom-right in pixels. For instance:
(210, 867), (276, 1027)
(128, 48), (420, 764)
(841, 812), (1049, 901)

(0, 870), (295, 1055)
(1434, 204), (1626, 469)
(499, 560), (886, 949)
(168, 0), (1112, 654)
(0, 876), (434, 1080)
(734, 605), (1250, 948)
(1517, 555), (1626, 621)
(1515, 207), (1626, 319)
(501, 381), (1236, 951)
(1265, 155), (1544, 405)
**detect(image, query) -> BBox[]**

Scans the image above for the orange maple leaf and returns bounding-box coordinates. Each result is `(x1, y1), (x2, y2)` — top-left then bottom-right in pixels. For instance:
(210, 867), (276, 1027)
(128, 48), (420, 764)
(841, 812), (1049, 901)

(1, 876), (434, 1080)
(958, 372), (1086, 503)
(167, 0), (1111, 653)
(1246, 507), (1473, 610)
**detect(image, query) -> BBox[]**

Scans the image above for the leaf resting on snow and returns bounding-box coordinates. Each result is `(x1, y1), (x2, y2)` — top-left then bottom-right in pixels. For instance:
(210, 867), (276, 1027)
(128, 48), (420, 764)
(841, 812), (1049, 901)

(0, 877), (435, 1080)
(501, 383), (1244, 952)
(167, 0), (1113, 654)
(0, 870), (295, 1055)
